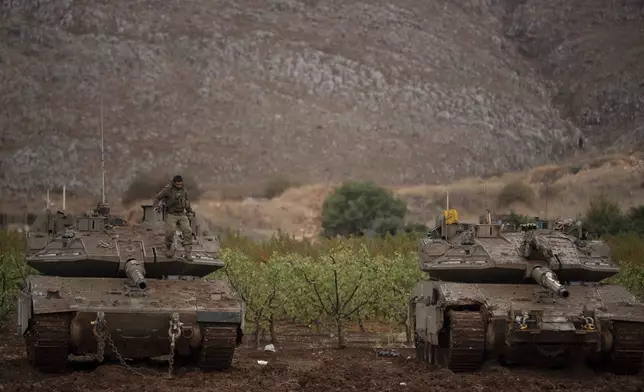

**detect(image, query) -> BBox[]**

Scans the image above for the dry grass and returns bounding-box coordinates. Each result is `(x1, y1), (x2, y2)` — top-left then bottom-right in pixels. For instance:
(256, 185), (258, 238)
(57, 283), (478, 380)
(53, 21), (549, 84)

(199, 152), (644, 235)
(198, 184), (335, 239)
(5, 153), (644, 238)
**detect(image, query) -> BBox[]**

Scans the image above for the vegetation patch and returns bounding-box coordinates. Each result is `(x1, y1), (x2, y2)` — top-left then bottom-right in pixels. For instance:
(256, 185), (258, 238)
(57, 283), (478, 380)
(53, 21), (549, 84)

(496, 181), (534, 207)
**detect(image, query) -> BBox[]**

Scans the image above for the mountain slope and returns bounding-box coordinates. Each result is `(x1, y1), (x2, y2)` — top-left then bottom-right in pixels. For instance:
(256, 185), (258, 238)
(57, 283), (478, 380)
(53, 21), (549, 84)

(493, 0), (644, 150)
(0, 0), (584, 200)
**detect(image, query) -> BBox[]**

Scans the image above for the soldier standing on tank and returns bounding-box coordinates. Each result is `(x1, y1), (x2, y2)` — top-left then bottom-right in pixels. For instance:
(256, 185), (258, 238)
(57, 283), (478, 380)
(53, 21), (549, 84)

(152, 175), (195, 261)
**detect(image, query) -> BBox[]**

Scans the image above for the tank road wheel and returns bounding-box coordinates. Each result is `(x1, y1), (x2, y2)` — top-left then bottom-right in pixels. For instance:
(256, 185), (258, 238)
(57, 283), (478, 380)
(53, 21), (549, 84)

(196, 323), (238, 371)
(25, 314), (71, 373)
(434, 310), (486, 372)
(608, 321), (644, 375)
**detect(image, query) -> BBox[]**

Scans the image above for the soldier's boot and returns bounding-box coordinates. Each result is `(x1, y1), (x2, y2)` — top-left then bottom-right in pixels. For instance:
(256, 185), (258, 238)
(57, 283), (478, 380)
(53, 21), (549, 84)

(165, 242), (174, 258)
(183, 245), (194, 261)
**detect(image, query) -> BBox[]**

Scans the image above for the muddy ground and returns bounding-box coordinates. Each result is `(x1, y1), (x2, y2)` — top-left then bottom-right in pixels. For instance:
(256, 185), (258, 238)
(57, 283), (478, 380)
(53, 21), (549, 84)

(0, 321), (642, 392)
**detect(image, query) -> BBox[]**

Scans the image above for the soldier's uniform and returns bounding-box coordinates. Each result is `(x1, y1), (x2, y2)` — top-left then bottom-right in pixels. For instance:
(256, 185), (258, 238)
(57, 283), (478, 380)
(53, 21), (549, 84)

(153, 179), (195, 260)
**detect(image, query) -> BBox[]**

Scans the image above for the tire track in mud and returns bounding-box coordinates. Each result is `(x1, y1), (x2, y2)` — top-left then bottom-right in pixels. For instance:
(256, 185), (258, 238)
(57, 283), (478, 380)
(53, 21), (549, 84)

(1, 322), (643, 392)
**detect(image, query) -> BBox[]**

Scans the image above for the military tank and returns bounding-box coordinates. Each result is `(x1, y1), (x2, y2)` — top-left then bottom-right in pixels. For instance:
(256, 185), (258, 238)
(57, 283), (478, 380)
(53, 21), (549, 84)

(410, 208), (644, 374)
(17, 200), (244, 374)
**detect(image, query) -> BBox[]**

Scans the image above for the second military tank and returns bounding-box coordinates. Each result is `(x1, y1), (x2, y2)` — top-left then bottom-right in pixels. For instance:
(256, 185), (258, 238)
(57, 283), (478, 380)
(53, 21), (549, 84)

(410, 208), (644, 374)
(17, 201), (244, 374)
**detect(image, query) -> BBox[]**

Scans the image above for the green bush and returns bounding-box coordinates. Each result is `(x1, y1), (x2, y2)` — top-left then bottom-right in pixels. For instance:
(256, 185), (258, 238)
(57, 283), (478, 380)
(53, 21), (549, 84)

(496, 181), (534, 207)
(0, 230), (31, 331)
(320, 181), (407, 237)
(625, 205), (644, 236)
(581, 197), (644, 298)
(262, 177), (297, 199)
(121, 171), (203, 205)
(506, 211), (533, 229)
(584, 195), (628, 238)
(604, 233), (644, 298)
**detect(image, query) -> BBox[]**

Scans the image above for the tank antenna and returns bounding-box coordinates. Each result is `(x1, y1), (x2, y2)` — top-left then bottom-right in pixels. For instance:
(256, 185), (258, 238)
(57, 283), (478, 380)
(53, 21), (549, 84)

(446, 190), (449, 210)
(544, 182), (549, 219)
(100, 93), (106, 204)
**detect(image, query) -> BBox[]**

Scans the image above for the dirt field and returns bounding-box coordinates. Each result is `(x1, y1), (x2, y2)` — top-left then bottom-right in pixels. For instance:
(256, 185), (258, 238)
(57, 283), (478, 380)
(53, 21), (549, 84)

(1, 320), (643, 392)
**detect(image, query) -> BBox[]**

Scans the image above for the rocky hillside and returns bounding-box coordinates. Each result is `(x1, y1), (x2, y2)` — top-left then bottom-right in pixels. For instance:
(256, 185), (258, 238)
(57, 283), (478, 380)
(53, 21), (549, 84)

(1, 0), (642, 202)
(492, 0), (644, 149)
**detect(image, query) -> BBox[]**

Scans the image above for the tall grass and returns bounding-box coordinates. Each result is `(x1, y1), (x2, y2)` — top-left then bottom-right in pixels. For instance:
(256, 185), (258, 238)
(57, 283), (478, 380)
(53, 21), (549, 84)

(0, 230), (28, 330)
(605, 233), (644, 297)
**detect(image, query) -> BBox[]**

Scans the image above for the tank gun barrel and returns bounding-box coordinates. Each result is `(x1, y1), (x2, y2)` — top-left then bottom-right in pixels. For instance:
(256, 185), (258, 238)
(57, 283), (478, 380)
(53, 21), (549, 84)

(531, 266), (569, 298)
(124, 259), (147, 290)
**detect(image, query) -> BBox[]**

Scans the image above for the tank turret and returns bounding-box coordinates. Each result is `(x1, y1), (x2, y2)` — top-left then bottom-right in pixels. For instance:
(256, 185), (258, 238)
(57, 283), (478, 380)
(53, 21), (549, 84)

(419, 210), (619, 284)
(24, 205), (223, 279)
(410, 207), (644, 375)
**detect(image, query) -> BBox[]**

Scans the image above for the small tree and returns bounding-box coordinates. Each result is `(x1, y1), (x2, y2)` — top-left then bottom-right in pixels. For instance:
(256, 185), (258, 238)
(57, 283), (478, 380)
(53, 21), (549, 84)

(262, 177), (297, 199)
(289, 245), (381, 348)
(216, 249), (288, 347)
(373, 252), (423, 343)
(321, 181), (407, 237)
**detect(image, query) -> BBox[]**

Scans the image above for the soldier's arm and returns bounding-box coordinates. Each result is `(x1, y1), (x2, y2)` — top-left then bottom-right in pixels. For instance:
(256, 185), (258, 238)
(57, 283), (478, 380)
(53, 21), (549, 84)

(185, 190), (194, 214)
(152, 185), (170, 207)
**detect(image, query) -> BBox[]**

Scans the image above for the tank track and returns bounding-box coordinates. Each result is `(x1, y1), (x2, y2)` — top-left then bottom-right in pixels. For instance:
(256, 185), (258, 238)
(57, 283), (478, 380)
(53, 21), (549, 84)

(196, 324), (238, 371)
(25, 313), (70, 373)
(442, 310), (486, 372)
(609, 321), (644, 375)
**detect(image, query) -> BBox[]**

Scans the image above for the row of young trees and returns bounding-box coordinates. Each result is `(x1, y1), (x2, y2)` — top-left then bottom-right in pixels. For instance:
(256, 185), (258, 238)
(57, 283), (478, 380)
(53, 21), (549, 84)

(217, 192), (644, 349)
(212, 243), (422, 348)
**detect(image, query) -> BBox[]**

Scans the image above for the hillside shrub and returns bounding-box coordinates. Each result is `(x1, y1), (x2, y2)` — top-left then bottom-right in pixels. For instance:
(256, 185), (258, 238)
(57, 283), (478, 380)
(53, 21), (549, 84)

(505, 211), (533, 229)
(605, 233), (644, 298)
(584, 195), (628, 238)
(625, 205), (644, 236)
(262, 177), (297, 199)
(497, 181), (534, 207)
(320, 181), (407, 237)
